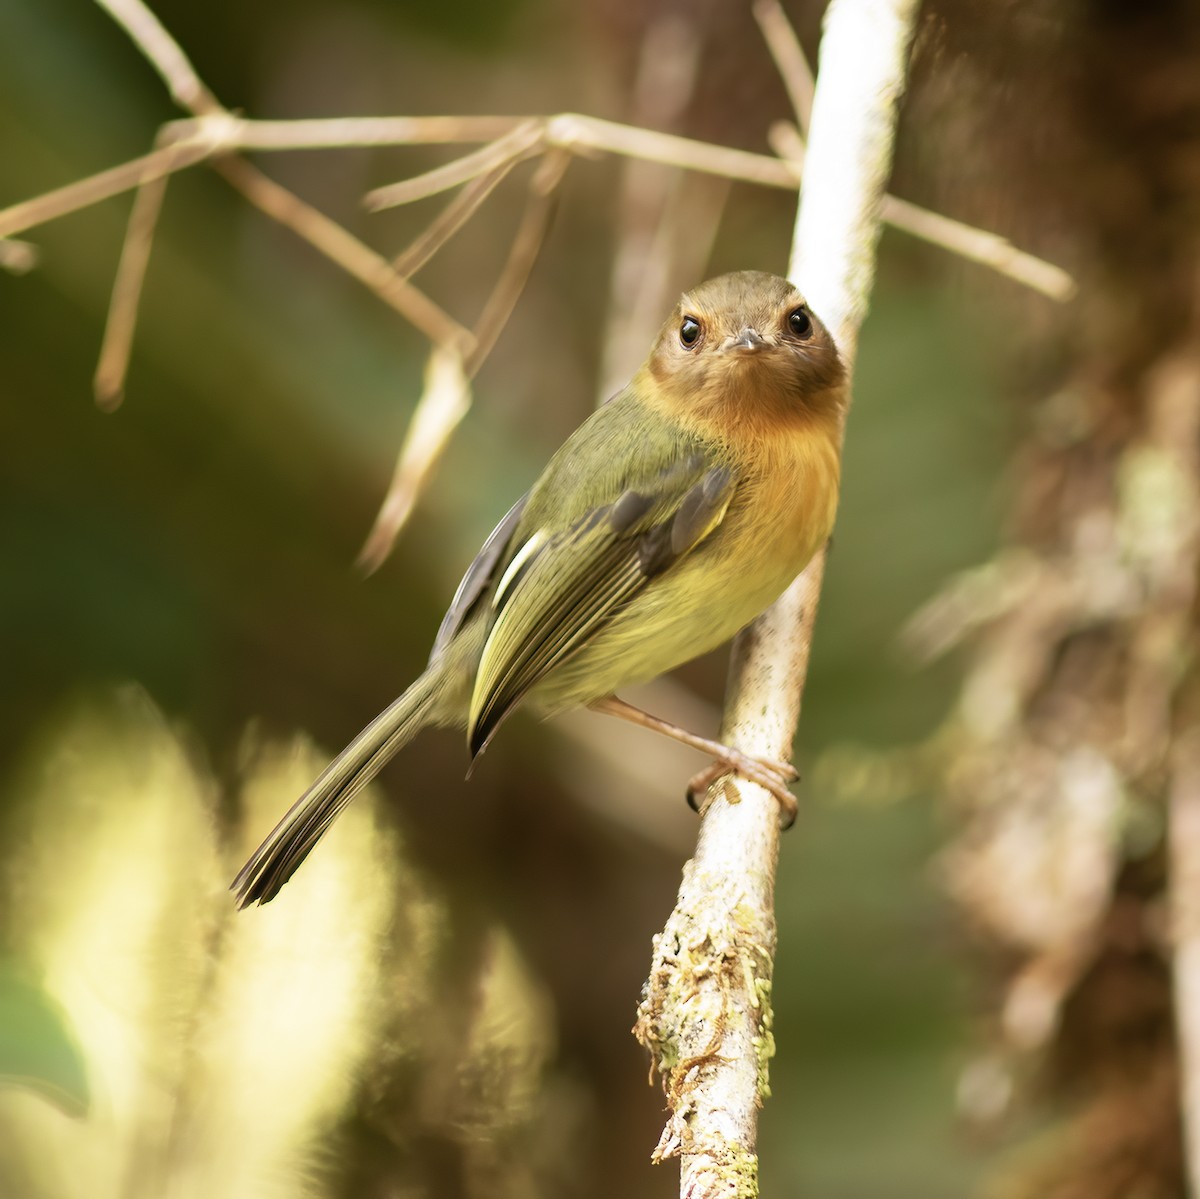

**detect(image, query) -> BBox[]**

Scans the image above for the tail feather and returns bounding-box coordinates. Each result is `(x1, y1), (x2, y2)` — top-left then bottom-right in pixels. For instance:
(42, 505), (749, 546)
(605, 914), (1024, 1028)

(232, 669), (442, 907)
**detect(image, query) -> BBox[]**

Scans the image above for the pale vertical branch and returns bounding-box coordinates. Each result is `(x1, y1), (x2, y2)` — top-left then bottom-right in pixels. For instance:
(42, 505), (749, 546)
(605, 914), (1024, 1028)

(634, 1), (921, 1194)
(789, 0), (918, 357)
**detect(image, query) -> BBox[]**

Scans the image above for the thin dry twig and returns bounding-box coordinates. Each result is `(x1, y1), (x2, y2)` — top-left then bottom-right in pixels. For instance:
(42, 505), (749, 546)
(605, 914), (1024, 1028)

(0, 113), (802, 249)
(0, 135), (218, 240)
(2, 0), (1076, 584)
(466, 149), (571, 375)
(94, 171), (170, 410)
(169, 112), (799, 187)
(359, 150), (572, 571)
(880, 191), (1077, 300)
(356, 345), (473, 575)
(215, 156), (474, 351)
(392, 159), (518, 277)
(185, 114), (527, 150)
(769, 120), (1077, 302)
(93, 0), (217, 109)
(364, 122), (543, 212)
(77, 0), (217, 409)
(753, 0), (816, 135)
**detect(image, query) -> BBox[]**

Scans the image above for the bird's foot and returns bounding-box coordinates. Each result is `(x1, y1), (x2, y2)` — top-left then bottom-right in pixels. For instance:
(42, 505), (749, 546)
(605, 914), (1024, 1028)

(686, 752), (798, 828)
(587, 694), (799, 828)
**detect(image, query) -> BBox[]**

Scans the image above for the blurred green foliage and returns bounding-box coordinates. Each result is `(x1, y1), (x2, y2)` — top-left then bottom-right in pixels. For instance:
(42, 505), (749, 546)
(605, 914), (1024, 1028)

(0, 964), (89, 1119)
(0, 0), (1019, 1193)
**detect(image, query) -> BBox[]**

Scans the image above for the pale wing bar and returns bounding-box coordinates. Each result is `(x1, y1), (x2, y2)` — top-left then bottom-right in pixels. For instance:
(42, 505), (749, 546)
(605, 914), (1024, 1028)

(467, 466), (736, 755)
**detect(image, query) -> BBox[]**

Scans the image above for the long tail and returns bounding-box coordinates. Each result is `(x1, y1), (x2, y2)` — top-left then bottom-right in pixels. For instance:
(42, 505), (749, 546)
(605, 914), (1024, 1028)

(232, 668), (444, 907)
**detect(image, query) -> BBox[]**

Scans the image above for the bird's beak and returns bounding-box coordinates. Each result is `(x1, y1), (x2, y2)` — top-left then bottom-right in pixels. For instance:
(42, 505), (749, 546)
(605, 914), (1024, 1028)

(721, 326), (766, 353)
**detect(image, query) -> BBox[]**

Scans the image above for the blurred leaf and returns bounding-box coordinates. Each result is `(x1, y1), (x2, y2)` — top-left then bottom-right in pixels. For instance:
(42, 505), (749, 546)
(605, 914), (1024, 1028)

(0, 961), (88, 1118)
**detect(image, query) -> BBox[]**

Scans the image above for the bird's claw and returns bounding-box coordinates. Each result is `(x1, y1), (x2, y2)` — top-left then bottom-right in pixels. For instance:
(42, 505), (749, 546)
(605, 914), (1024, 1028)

(685, 753), (799, 829)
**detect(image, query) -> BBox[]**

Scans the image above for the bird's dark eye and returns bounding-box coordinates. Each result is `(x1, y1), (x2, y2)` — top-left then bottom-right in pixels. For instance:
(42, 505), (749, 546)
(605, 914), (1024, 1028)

(679, 316), (701, 348)
(788, 307), (813, 338)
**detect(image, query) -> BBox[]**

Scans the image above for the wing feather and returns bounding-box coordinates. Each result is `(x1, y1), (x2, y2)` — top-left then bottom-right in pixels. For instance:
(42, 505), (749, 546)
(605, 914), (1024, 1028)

(467, 463), (736, 754)
(430, 493), (528, 662)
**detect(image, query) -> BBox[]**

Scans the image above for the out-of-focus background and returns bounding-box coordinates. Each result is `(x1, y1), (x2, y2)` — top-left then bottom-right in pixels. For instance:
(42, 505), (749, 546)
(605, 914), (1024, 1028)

(2, 0), (1198, 1196)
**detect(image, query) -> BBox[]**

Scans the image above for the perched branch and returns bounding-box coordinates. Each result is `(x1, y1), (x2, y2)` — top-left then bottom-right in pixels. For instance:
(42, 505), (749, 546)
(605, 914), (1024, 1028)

(634, 1), (921, 1195)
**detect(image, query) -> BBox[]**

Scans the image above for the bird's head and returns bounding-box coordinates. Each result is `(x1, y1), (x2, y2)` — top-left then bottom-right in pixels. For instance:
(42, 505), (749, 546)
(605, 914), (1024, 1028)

(644, 271), (845, 430)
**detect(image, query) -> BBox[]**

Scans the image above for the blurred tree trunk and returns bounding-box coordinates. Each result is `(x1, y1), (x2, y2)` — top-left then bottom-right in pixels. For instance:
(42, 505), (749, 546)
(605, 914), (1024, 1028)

(908, 1), (1200, 1193)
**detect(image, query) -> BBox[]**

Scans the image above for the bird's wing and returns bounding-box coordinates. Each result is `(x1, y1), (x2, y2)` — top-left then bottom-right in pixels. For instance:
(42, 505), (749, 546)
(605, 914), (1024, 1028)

(430, 493), (529, 663)
(467, 454), (737, 755)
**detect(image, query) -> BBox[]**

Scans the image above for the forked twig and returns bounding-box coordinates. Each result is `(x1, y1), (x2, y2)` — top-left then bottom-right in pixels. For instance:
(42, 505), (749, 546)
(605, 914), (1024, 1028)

(2, 101), (1077, 303)
(359, 149), (572, 570)
(0, 135), (218, 240)
(1, 0), (1077, 574)
(93, 0), (473, 381)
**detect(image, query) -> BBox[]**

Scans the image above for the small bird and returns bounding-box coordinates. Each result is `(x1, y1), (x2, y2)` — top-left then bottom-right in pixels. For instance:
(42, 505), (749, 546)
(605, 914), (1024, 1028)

(233, 270), (845, 907)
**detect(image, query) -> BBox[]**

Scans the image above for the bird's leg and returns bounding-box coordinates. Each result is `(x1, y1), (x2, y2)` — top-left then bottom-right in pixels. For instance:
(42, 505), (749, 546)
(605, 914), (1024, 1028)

(587, 695), (798, 827)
